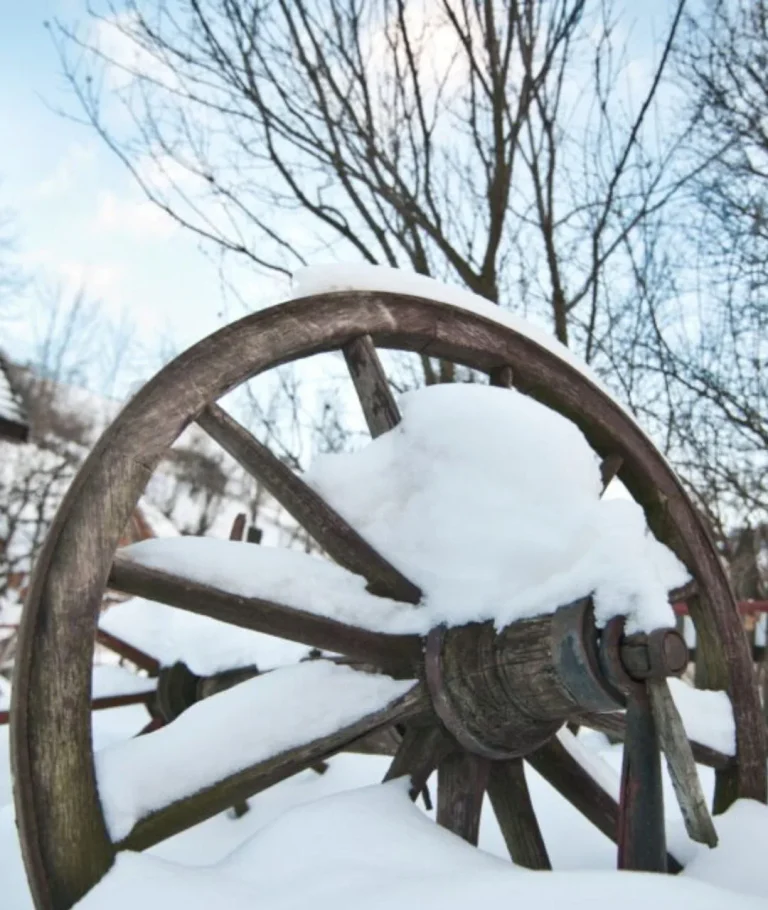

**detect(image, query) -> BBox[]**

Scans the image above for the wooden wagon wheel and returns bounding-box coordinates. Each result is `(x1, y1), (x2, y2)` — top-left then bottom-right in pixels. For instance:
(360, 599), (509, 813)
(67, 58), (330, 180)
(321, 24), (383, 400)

(11, 291), (766, 910)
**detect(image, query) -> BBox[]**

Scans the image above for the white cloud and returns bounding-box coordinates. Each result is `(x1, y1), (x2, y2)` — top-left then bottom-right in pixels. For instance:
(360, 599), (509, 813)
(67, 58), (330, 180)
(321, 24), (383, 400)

(91, 11), (180, 93)
(135, 151), (204, 195)
(31, 142), (97, 200)
(96, 191), (176, 238)
(16, 248), (123, 300)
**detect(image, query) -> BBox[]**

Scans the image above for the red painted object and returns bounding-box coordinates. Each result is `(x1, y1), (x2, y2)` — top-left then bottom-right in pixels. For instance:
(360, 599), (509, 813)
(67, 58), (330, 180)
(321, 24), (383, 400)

(673, 601), (768, 617)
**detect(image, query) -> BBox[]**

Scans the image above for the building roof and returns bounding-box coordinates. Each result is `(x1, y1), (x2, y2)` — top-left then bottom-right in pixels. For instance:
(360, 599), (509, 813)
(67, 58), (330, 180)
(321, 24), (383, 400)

(0, 352), (29, 443)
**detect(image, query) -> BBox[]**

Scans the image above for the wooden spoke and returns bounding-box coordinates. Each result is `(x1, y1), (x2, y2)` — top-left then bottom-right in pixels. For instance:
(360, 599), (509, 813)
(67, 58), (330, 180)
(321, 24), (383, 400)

(489, 364), (514, 388)
(527, 735), (682, 873)
(91, 692), (153, 712)
(383, 725), (452, 799)
(1, 692), (153, 727)
(573, 711), (732, 770)
(117, 682), (427, 852)
(136, 717), (164, 737)
(599, 454), (623, 492)
(487, 758), (550, 870)
(197, 404), (421, 604)
(436, 751), (489, 845)
(342, 335), (401, 437)
(346, 726), (403, 756)
(527, 737), (618, 845)
(617, 690), (667, 872)
(647, 680), (718, 847)
(95, 628), (160, 677)
(669, 579), (698, 603)
(109, 556), (422, 678)
(229, 512), (247, 541)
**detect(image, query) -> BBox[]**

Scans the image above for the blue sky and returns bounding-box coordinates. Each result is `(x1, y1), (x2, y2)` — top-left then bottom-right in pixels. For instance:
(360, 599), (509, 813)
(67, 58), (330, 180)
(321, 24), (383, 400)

(1, 0), (680, 390)
(0, 1), (280, 381)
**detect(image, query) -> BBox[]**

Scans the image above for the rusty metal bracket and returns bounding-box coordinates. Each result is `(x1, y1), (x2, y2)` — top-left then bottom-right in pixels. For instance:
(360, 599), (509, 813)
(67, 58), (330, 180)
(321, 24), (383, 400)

(551, 599), (621, 713)
(599, 618), (688, 701)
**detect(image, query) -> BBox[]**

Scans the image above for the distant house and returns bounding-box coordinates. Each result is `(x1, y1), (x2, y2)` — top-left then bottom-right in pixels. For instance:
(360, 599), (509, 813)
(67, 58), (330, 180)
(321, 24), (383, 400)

(0, 352), (29, 443)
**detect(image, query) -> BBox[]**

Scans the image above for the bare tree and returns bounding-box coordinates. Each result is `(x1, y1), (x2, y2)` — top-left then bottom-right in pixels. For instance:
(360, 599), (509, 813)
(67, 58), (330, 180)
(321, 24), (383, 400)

(0, 283), (143, 603)
(53, 0), (691, 369)
(654, 0), (768, 535)
(54, 0), (768, 542)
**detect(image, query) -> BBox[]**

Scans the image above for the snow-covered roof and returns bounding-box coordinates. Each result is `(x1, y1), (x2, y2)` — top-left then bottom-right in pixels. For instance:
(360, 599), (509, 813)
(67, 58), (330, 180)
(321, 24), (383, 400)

(0, 353), (28, 443)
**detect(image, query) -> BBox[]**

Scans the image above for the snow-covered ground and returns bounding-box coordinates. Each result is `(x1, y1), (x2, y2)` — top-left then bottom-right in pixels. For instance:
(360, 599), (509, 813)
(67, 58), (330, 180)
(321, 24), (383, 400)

(2, 706), (767, 909)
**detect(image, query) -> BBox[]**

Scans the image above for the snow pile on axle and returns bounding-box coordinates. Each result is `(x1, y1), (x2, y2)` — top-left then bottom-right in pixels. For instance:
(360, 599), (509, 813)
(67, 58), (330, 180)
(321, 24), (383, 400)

(126, 380), (686, 636)
(308, 382), (686, 633)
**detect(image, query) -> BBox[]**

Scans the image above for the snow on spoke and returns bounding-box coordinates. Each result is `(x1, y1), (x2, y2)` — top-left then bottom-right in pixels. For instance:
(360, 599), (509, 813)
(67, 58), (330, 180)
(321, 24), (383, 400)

(110, 553), (422, 675)
(99, 596), (314, 676)
(115, 538), (423, 636)
(196, 403), (421, 604)
(95, 660), (421, 848)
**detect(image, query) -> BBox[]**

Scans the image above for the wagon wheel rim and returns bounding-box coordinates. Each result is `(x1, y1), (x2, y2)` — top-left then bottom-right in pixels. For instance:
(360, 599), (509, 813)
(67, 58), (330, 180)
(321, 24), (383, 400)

(11, 290), (765, 909)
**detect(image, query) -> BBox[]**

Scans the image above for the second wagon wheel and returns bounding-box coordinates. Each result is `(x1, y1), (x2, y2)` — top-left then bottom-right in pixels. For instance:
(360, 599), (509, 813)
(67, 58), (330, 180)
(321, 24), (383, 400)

(11, 282), (766, 910)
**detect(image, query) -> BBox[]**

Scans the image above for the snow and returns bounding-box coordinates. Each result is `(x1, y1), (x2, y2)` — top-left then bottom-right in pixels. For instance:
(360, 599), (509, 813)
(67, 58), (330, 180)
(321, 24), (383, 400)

(75, 783), (768, 910)
(91, 665), (156, 699)
(2, 703), (767, 910)
(124, 385), (687, 636)
(95, 660), (415, 842)
(0, 666), (154, 711)
(668, 678), (736, 756)
(681, 800), (768, 900)
(100, 596), (320, 676)
(119, 540), (424, 636)
(308, 383), (686, 633)
(135, 497), (181, 538)
(556, 727), (620, 801)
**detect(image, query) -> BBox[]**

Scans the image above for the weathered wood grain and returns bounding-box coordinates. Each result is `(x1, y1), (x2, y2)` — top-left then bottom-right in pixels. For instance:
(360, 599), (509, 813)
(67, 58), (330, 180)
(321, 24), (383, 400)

(599, 454), (623, 492)
(342, 335), (401, 437)
(95, 628), (160, 677)
(109, 555), (422, 678)
(197, 403), (420, 604)
(487, 758), (550, 869)
(617, 691), (667, 872)
(383, 724), (452, 798)
(118, 683), (427, 852)
(436, 751), (489, 845)
(489, 364), (514, 388)
(648, 680), (718, 847)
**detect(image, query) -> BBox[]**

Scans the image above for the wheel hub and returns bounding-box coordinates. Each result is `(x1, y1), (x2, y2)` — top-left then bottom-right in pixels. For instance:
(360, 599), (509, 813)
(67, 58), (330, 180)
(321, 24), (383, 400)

(424, 600), (688, 759)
